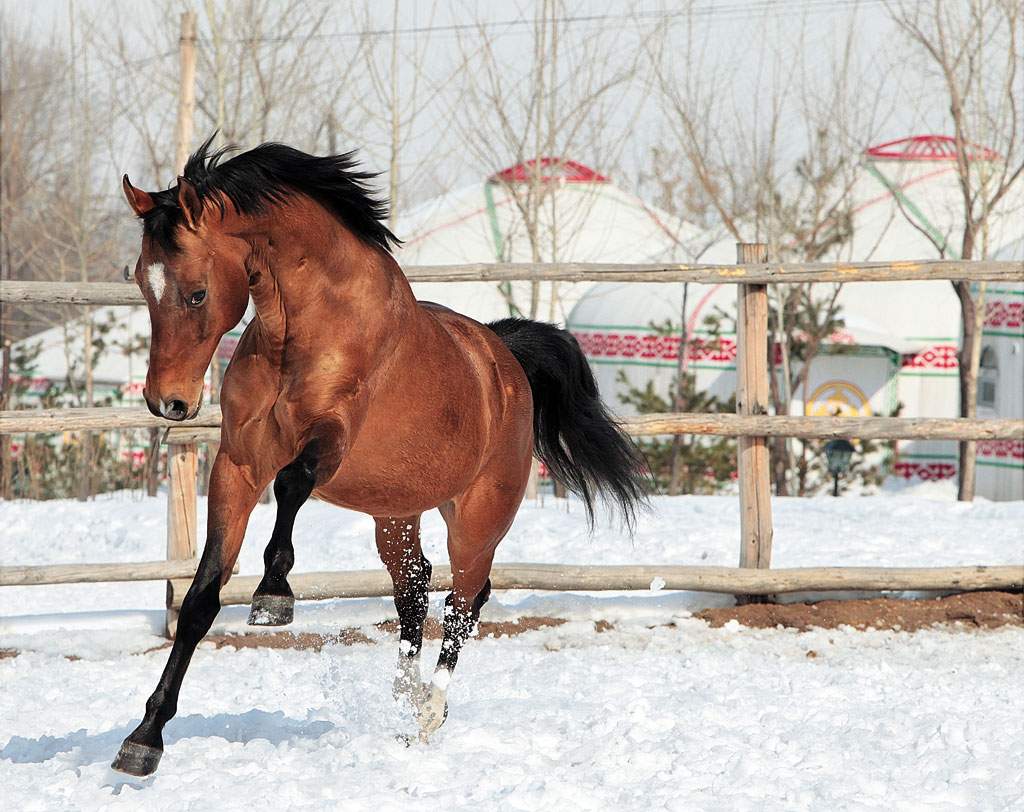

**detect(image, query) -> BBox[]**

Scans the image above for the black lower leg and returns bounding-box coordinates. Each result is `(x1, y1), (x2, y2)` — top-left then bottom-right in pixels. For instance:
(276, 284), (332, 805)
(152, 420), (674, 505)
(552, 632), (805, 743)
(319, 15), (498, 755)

(395, 554), (432, 658)
(112, 555), (225, 776)
(249, 455), (316, 625)
(438, 579), (491, 674)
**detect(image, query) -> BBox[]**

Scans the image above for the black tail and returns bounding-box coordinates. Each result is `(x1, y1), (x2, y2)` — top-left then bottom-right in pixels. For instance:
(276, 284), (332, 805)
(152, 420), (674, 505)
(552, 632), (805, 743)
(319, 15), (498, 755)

(489, 318), (650, 530)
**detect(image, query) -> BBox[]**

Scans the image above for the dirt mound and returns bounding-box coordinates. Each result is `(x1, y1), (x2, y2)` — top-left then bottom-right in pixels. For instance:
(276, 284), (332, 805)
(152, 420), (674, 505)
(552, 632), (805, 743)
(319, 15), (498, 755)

(695, 590), (1023, 632)
(139, 616), (574, 655)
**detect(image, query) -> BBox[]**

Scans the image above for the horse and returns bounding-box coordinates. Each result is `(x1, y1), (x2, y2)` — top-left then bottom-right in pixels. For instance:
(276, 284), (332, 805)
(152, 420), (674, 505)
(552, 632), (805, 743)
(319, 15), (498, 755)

(111, 136), (648, 777)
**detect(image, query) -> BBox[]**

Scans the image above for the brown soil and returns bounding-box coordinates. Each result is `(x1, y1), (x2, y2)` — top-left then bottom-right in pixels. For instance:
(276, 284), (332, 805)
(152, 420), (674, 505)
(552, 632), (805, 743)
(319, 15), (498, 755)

(695, 590), (1023, 632)
(2, 594), (1020, 661)
(137, 616), (574, 655)
(376, 615), (569, 640)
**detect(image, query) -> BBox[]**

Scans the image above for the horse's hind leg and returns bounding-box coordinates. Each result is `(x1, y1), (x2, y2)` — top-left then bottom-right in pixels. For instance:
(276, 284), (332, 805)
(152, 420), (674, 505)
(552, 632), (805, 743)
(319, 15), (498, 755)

(374, 514), (431, 702)
(416, 469), (526, 740)
(248, 454), (316, 626)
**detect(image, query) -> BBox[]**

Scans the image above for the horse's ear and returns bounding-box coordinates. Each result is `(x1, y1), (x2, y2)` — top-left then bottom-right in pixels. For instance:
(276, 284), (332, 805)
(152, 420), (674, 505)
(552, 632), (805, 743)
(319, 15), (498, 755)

(177, 177), (204, 230)
(122, 175), (155, 217)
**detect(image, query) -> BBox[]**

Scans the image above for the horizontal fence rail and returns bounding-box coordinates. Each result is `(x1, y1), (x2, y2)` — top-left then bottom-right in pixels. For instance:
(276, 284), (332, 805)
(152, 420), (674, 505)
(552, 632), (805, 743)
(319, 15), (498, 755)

(2, 406), (1020, 442)
(0, 559), (238, 587)
(3, 260), (1023, 638)
(0, 406), (220, 433)
(623, 413), (1024, 441)
(2, 259), (1021, 305)
(0, 560), (200, 586)
(168, 563), (1024, 609)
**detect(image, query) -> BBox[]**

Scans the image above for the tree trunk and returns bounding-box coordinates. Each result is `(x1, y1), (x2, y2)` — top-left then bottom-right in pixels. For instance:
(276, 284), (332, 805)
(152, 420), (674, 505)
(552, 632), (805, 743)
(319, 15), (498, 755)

(145, 427), (161, 498)
(954, 280), (985, 502)
(0, 354), (10, 500)
(668, 283), (691, 495)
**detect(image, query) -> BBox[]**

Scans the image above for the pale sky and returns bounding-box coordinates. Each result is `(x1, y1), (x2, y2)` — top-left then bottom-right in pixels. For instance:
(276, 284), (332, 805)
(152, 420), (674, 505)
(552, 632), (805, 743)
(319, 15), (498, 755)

(4, 0), (943, 210)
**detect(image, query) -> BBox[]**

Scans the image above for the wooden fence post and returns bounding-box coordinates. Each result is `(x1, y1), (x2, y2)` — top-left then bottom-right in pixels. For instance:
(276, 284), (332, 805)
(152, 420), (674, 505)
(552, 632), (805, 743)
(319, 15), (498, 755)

(735, 243), (774, 579)
(165, 442), (198, 637)
(174, 11), (197, 175)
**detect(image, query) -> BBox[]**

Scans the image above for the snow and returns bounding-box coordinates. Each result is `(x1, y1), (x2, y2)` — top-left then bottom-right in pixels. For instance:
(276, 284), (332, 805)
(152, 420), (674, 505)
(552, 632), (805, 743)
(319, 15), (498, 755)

(2, 491), (1023, 809)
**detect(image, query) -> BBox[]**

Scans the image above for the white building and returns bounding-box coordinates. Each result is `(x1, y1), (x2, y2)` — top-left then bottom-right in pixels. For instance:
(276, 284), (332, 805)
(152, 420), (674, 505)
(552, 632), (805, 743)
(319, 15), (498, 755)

(567, 136), (1024, 499)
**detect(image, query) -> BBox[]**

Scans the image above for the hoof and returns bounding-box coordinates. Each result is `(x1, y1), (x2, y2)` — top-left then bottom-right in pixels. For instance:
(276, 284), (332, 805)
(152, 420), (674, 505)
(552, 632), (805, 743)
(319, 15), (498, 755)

(415, 690), (449, 742)
(247, 593), (294, 626)
(110, 740), (162, 777)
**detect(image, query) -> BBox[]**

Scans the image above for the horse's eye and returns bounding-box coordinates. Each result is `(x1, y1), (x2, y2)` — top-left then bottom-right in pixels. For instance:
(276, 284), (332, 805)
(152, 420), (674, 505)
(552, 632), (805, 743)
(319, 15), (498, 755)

(188, 290), (207, 307)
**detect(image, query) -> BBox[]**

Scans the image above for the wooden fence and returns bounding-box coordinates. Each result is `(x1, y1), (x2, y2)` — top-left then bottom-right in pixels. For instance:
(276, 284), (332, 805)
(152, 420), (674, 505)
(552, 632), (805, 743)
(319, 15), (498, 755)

(2, 253), (1023, 636)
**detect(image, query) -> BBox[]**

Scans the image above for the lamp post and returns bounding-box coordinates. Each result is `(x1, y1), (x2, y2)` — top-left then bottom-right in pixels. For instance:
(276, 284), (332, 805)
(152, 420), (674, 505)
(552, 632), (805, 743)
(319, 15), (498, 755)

(824, 439), (855, 497)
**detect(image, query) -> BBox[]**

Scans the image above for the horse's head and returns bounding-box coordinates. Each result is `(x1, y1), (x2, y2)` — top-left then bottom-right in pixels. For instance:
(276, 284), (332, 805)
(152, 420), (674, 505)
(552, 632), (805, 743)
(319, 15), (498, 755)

(123, 174), (250, 421)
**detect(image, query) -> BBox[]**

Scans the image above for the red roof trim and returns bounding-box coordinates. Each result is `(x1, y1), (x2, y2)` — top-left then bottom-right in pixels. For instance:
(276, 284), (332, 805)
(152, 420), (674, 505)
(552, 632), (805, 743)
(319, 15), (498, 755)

(865, 135), (1000, 162)
(490, 157), (609, 184)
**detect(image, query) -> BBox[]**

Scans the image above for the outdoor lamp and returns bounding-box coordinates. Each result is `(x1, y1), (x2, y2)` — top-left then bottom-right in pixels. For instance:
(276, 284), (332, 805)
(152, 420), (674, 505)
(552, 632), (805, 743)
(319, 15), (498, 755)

(824, 439), (855, 497)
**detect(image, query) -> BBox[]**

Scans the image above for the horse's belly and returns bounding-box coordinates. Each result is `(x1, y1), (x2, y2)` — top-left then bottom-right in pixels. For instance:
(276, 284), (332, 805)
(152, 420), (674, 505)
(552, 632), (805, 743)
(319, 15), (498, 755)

(312, 399), (492, 516)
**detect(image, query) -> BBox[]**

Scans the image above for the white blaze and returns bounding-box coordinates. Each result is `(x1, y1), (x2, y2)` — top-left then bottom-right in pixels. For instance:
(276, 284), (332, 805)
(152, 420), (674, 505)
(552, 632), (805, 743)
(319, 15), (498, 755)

(146, 262), (167, 303)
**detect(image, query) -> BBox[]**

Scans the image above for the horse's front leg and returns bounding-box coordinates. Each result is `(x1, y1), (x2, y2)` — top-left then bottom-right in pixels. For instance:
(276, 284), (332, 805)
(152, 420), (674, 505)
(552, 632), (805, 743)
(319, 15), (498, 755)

(248, 454), (318, 626)
(111, 453), (271, 777)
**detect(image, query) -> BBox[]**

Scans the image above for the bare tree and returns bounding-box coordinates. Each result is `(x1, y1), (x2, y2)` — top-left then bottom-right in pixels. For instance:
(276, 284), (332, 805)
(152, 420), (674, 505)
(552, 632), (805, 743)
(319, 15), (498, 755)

(886, 0), (1023, 501)
(1, 10), (133, 499)
(349, 0), (462, 225)
(0, 24), (73, 341)
(1, 23), (71, 497)
(449, 0), (648, 320)
(647, 5), (892, 495)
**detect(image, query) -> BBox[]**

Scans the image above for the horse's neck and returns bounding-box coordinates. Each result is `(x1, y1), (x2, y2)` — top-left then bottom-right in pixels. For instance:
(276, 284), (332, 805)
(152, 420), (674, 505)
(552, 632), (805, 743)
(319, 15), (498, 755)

(245, 203), (415, 365)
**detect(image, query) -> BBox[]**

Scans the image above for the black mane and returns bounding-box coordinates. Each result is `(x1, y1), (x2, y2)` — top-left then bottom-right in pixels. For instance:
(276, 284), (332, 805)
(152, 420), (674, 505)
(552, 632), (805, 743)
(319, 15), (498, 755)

(141, 135), (400, 254)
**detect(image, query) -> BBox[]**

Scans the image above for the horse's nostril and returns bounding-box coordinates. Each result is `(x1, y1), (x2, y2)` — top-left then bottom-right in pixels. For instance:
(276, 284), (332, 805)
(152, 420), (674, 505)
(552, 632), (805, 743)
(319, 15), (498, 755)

(161, 398), (189, 421)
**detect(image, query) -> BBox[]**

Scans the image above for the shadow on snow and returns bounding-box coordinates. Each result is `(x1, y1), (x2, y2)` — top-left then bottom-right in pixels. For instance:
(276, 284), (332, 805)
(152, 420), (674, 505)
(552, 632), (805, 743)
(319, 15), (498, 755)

(0, 709), (334, 768)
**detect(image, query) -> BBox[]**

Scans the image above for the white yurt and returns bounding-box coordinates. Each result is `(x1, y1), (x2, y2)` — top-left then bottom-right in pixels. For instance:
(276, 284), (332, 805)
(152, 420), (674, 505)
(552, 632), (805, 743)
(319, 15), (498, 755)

(11, 302), (246, 408)
(977, 236), (1024, 500)
(394, 158), (715, 325)
(568, 136), (1024, 499)
(10, 306), (151, 405)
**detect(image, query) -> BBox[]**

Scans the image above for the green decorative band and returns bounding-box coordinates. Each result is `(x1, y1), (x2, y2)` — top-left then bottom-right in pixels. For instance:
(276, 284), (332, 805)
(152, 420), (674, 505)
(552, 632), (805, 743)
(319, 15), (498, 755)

(978, 459), (1024, 470)
(982, 330), (1024, 339)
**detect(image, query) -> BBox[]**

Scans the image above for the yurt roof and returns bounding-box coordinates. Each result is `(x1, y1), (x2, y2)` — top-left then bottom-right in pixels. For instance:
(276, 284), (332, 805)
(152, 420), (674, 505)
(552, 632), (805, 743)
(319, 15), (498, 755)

(490, 157), (610, 184)
(694, 135), (1024, 264)
(849, 136), (1023, 261)
(394, 159), (716, 324)
(570, 135), (1023, 354)
(396, 160), (715, 264)
(863, 134), (1001, 162)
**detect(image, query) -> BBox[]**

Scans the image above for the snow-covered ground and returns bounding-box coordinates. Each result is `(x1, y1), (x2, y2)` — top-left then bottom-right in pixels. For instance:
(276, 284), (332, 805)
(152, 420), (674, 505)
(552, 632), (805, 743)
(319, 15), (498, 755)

(2, 487), (1023, 809)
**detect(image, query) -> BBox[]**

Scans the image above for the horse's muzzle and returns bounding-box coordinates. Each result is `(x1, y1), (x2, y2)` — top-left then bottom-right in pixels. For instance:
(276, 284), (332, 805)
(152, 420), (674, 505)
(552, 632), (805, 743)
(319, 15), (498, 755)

(144, 389), (192, 422)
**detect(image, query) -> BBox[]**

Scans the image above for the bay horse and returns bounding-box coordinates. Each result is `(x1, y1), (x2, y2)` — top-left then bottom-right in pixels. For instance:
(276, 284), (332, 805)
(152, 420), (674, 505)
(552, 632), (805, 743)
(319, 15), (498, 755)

(112, 137), (647, 776)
